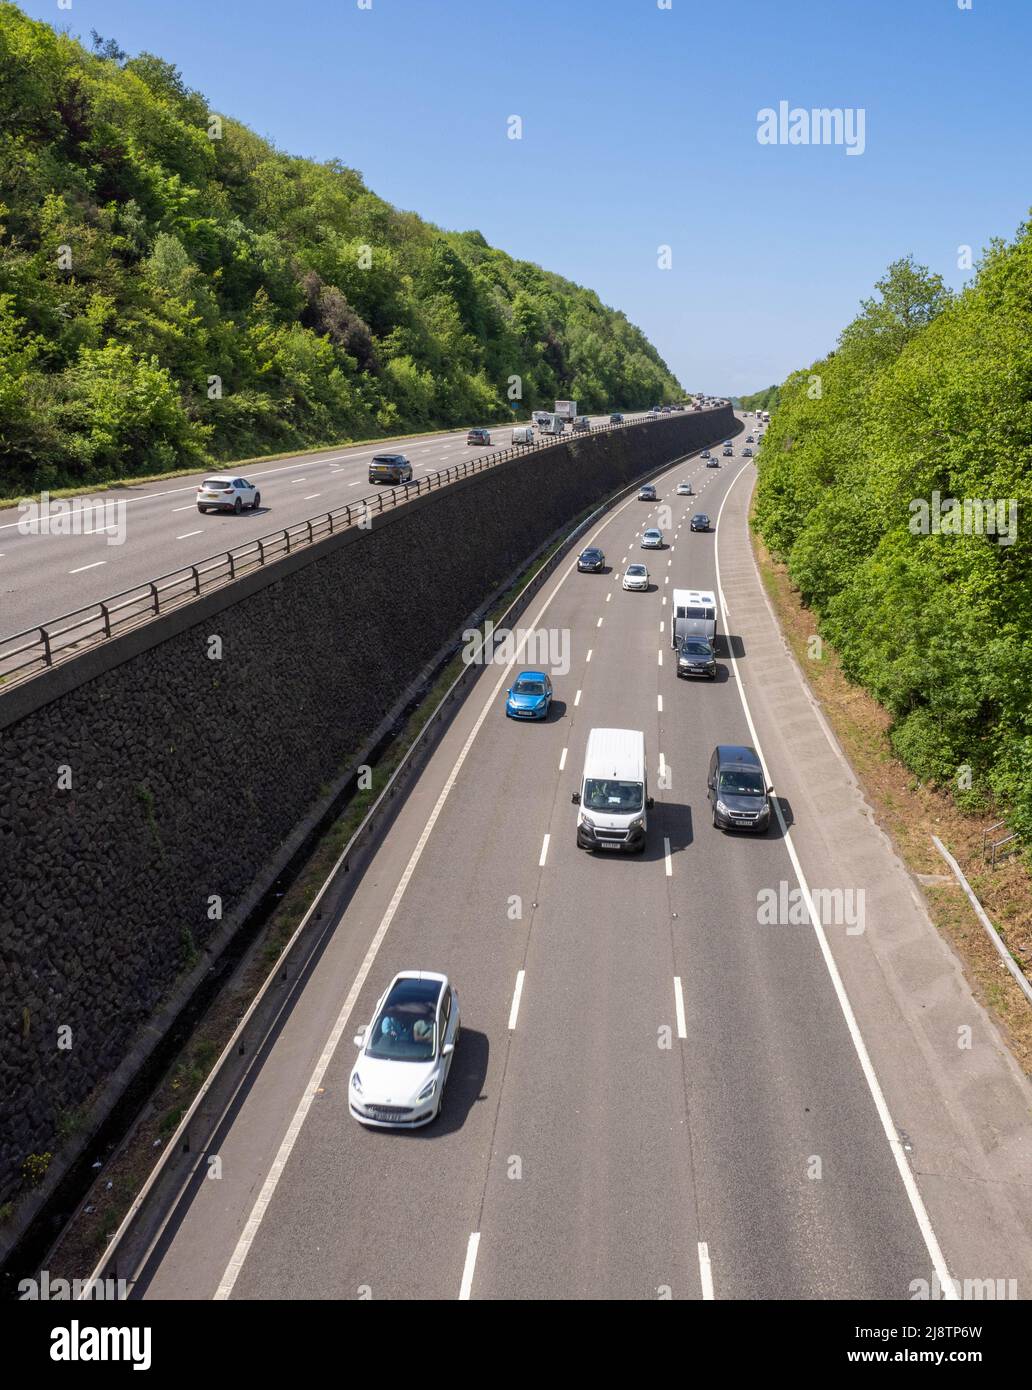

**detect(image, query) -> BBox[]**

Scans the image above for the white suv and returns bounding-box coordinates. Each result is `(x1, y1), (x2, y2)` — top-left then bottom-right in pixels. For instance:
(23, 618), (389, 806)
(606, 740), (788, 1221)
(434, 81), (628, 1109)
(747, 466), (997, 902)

(196, 474), (260, 514)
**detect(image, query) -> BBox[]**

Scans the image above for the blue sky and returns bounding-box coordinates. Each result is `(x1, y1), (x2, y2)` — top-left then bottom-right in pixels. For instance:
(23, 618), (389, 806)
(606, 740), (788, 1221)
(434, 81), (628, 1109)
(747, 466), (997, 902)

(19, 0), (1032, 395)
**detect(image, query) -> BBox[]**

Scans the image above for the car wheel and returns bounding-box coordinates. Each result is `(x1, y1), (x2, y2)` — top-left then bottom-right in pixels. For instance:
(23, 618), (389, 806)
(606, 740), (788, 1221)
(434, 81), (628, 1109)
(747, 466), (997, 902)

(712, 808), (719, 828)
(233, 497), (242, 514)
(198, 506), (208, 514)
(252, 492), (261, 509)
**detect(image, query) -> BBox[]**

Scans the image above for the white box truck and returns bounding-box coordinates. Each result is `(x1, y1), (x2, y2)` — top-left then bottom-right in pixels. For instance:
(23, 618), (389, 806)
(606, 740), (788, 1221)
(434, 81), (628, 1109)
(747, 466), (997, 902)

(572, 727), (652, 853)
(671, 589), (718, 648)
(538, 413), (565, 435)
(554, 399), (577, 424)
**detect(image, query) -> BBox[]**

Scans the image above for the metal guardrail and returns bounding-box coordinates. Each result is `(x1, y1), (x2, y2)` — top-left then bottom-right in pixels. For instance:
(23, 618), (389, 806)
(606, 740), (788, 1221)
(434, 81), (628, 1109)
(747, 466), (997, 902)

(0, 411), (706, 689)
(982, 820), (1020, 868)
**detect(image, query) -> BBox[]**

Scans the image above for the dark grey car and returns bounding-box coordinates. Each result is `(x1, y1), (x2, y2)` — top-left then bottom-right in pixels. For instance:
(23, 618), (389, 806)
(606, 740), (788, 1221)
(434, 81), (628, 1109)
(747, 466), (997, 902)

(677, 638), (716, 679)
(707, 745), (772, 832)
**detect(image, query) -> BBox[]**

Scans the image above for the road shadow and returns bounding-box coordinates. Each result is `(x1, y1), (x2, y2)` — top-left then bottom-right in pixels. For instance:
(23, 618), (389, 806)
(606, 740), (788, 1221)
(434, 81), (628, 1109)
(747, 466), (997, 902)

(723, 633), (746, 659)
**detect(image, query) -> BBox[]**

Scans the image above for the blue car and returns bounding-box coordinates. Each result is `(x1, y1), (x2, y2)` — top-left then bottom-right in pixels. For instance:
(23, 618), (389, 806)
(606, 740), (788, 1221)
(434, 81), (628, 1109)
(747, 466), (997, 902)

(505, 671), (553, 721)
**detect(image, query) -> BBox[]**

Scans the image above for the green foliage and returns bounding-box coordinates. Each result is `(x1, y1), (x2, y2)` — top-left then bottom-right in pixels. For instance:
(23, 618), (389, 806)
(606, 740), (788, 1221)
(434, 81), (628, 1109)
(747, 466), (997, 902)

(738, 384), (781, 413)
(753, 252), (1032, 842)
(0, 2), (680, 493)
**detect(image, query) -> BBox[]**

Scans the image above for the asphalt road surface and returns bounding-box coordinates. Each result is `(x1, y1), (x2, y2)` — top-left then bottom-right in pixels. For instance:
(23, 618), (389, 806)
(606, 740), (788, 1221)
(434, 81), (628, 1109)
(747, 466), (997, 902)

(0, 410), (668, 641)
(133, 418), (1032, 1301)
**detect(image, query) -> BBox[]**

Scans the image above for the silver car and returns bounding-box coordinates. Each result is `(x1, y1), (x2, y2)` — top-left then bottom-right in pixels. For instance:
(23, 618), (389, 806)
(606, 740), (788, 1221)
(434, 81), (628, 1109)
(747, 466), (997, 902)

(623, 563), (650, 591)
(641, 528), (664, 549)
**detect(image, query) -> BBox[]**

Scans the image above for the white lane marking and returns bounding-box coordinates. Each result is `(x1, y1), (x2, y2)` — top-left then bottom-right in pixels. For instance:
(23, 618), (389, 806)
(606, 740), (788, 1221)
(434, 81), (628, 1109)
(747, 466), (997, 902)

(508, 970), (526, 1029)
(659, 621), (665, 633)
(559, 747), (567, 771)
(597, 616), (603, 627)
(586, 649), (593, 662)
(459, 1232), (481, 1301)
(698, 1242), (714, 1300)
(713, 463), (958, 1299)
(658, 694), (663, 712)
(674, 975), (687, 1037)
(213, 459), (685, 1298)
(665, 836), (673, 878)
(172, 504), (195, 512)
(304, 493), (321, 500)
(68, 561), (106, 574)
(176, 530), (204, 540)
(657, 649), (663, 666)
(606, 592), (612, 602)
(574, 689), (582, 706)
(348, 480), (362, 486)
(539, 834), (550, 867)
(291, 477), (307, 482)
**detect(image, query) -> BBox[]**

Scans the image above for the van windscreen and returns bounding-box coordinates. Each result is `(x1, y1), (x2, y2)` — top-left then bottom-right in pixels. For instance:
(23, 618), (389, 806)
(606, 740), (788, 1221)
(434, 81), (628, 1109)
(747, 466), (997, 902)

(582, 779), (644, 814)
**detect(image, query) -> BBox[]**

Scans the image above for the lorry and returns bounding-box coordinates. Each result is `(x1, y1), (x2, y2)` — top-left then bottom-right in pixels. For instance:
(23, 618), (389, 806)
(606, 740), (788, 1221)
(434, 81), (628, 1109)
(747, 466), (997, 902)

(671, 588), (718, 649)
(554, 400), (577, 424)
(537, 413), (565, 436)
(760, 410), (770, 423)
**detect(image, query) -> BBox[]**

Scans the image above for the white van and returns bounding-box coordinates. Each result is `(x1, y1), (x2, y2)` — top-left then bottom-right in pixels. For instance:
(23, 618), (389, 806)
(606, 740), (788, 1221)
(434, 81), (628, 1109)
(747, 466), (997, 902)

(671, 588), (718, 648)
(511, 425), (534, 445)
(572, 728), (652, 853)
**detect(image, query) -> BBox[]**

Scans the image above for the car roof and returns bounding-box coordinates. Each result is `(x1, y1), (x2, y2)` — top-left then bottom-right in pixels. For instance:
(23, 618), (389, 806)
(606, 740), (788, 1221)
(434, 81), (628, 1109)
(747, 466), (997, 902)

(714, 744), (762, 768)
(515, 670), (547, 680)
(203, 471), (245, 479)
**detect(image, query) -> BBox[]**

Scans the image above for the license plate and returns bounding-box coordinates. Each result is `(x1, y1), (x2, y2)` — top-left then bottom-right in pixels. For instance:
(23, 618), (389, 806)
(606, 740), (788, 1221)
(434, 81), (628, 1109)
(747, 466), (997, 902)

(598, 841), (622, 850)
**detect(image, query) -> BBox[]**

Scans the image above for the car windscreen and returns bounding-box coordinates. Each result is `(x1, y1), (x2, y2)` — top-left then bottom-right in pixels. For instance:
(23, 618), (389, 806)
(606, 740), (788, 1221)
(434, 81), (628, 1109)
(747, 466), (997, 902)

(366, 997), (437, 1061)
(513, 679), (545, 695)
(681, 641), (712, 656)
(718, 768), (765, 796)
(627, 565), (646, 575)
(583, 778), (644, 814)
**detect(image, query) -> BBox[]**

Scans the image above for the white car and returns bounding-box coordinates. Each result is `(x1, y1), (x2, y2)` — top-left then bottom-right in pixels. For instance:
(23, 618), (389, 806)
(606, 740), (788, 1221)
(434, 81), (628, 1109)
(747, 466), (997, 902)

(641, 528), (663, 549)
(196, 473), (261, 514)
(349, 971), (460, 1128)
(623, 564), (650, 590)
(676, 481), (693, 496)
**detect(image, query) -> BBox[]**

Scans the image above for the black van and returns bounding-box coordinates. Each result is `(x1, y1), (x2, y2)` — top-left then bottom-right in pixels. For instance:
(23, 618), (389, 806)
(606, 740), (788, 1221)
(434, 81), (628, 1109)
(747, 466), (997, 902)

(707, 745), (772, 832)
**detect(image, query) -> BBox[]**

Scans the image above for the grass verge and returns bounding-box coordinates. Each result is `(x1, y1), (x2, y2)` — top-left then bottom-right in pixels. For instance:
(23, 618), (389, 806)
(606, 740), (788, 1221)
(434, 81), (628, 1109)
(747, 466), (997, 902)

(751, 521), (1032, 1079)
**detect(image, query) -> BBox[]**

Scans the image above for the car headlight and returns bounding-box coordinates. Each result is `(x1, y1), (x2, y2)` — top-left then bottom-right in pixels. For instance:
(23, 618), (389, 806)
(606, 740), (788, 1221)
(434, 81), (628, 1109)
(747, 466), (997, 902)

(716, 800), (730, 816)
(351, 1072), (362, 1094)
(417, 1077), (437, 1102)
(628, 817), (645, 831)
(579, 812), (595, 829)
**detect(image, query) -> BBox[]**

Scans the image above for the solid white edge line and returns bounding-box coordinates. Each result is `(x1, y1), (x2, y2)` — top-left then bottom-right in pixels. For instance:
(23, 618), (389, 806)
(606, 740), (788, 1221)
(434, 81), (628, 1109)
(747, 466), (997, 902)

(508, 970), (526, 1031)
(214, 481), (657, 1298)
(673, 975), (687, 1038)
(698, 1242), (714, 1300)
(458, 1232), (481, 1300)
(713, 462), (957, 1299)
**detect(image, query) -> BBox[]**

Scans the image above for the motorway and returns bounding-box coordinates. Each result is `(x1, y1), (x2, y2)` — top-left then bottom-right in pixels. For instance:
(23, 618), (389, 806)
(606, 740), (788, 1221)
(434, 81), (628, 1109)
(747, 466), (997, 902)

(134, 419), (1032, 1301)
(0, 411), (644, 641)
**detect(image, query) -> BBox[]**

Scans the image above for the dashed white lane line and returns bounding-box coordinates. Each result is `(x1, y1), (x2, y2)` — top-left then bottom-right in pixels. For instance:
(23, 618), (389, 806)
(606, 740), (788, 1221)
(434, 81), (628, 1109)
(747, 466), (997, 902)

(606, 592), (612, 603)
(176, 531), (203, 540)
(657, 694), (663, 712)
(348, 480), (362, 486)
(574, 689), (582, 706)
(508, 970), (526, 1029)
(597, 616), (603, 627)
(657, 649), (663, 666)
(674, 975), (687, 1037)
(698, 1242), (715, 1300)
(559, 746), (567, 771)
(664, 836), (673, 878)
(304, 493), (321, 500)
(459, 1233), (481, 1301)
(539, 834), (550, 867)
(172, 504), (195, 512)
(291, 477), (307, 483)
(69, 560), (106, 574)
(586, 649), (593, 662)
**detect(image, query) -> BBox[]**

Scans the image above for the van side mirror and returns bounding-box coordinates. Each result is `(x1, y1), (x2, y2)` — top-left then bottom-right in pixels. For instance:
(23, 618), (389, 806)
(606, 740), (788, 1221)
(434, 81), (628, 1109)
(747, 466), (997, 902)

(441, 1042), (454, 1057)
(767, 785), (774, 795)
(571, 791), (581, 805)
(353, 1027), (367, 1047)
